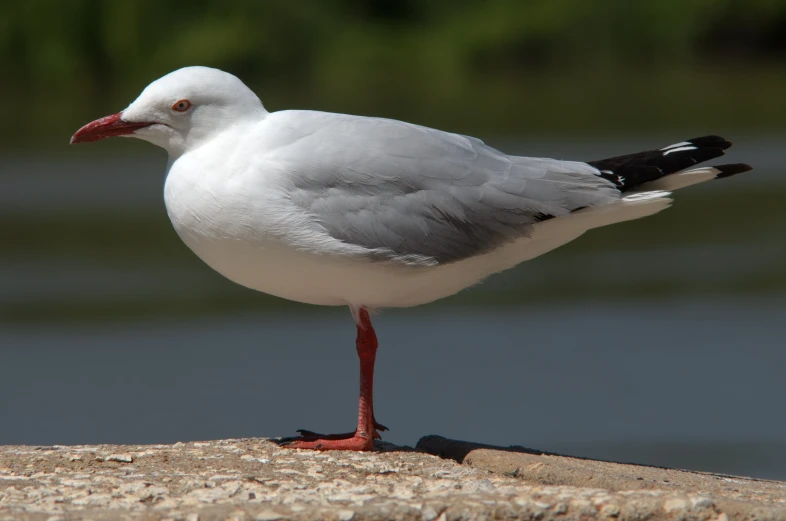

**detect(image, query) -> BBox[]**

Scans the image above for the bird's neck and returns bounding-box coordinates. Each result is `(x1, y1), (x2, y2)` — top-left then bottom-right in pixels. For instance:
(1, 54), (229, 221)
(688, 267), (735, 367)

(168, 110), (268, 160)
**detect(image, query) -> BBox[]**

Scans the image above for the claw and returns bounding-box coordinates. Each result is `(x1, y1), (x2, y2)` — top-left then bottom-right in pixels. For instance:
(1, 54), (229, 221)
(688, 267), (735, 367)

(284, 435), (372, 451)
(279, 423), (385, 451)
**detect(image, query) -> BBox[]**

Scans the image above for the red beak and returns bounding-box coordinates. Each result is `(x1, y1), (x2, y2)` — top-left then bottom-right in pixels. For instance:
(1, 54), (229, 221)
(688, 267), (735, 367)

(70, 112), (153, 144)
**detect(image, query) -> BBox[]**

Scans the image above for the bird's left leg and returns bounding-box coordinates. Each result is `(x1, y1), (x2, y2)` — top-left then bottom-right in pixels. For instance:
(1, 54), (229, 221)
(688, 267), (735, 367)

(279, 307), (386, 450)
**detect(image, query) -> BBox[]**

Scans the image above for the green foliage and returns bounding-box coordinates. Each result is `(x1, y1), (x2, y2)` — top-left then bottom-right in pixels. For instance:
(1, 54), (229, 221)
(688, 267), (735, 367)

(2, 0), (786, 146)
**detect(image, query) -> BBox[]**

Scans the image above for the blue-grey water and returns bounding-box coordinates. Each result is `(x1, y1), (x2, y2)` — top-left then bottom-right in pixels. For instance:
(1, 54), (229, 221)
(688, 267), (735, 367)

(1, 138), (785, 480)
(2, 303), (786, 479)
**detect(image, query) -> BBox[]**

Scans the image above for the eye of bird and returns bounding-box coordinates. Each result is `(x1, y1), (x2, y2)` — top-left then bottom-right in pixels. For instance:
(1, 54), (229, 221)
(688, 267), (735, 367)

(172, 99), (191, 112)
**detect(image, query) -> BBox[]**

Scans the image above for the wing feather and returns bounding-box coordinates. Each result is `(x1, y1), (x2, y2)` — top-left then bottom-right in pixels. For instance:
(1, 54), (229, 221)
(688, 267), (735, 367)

(278, 112), (619, 264)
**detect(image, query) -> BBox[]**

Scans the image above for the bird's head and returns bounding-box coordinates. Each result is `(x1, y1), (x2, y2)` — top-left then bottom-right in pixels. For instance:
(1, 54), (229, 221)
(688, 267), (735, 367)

(70, 66), (266, 156)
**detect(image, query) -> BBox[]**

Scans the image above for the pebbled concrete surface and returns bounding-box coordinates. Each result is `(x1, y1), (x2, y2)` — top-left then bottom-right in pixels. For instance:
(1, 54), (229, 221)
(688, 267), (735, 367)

(0, 436), (784, 520)
(418, 436), (786, 520)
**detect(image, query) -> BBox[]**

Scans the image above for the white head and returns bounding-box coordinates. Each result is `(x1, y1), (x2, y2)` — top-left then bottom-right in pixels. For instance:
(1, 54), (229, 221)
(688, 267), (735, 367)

(71, 66), (267, 156)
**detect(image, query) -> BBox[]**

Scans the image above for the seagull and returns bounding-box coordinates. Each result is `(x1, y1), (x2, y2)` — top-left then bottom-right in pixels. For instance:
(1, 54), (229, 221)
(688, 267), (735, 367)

(71, 66), (752, 451)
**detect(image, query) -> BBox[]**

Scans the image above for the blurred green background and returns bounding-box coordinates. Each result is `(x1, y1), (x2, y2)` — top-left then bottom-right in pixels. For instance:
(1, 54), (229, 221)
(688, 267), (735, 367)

(1, 0), (785, 478)
(3, 0), (786, 145)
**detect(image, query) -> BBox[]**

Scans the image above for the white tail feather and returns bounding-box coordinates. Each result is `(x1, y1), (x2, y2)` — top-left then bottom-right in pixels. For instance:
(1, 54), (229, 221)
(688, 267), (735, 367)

(637, 166), (720, 192)
(571, 190), (672, 231)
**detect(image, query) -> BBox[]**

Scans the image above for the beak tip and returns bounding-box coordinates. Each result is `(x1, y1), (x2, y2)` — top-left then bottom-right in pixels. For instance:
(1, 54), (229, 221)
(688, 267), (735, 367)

(69, 131), (87, 144)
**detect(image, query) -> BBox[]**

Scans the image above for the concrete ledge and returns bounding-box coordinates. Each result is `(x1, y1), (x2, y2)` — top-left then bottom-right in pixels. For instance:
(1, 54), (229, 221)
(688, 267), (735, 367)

(418, 435), (786, 520)
(0, 436), (783, 520)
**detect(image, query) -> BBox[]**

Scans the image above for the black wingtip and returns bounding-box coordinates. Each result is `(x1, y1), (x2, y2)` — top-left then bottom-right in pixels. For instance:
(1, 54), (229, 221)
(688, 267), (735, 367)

(686, 135), (732, 150)
(715, 163), (753, 179)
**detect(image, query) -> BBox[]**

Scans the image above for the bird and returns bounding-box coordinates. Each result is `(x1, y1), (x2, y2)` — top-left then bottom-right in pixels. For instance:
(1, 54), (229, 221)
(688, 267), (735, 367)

(71, 66), (752, 451)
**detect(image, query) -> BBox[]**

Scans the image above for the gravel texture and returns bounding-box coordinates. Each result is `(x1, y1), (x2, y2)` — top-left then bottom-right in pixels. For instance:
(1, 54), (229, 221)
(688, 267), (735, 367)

(0, 436), (784, 520)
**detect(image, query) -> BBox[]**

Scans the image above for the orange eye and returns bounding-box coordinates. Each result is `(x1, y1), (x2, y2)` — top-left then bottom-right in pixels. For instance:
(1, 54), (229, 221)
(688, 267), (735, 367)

(172, 99), (191, 112)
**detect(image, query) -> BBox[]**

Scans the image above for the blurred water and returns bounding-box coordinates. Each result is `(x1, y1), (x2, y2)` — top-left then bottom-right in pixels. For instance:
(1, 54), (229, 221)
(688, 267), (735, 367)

(1, 303), (785, 479)
(1, 140), (785, 479)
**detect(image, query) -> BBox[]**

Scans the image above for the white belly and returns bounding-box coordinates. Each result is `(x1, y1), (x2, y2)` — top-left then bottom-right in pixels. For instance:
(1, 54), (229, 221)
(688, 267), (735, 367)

(165, 219), (597, 308)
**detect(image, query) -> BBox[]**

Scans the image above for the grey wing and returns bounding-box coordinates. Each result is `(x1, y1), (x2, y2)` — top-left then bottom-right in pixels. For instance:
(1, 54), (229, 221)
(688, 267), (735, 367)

(284, 113), (620, 265)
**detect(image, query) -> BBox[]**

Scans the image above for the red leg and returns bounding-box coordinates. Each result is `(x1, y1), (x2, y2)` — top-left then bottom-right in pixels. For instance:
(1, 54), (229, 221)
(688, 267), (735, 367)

(281, 308), (386, 451)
